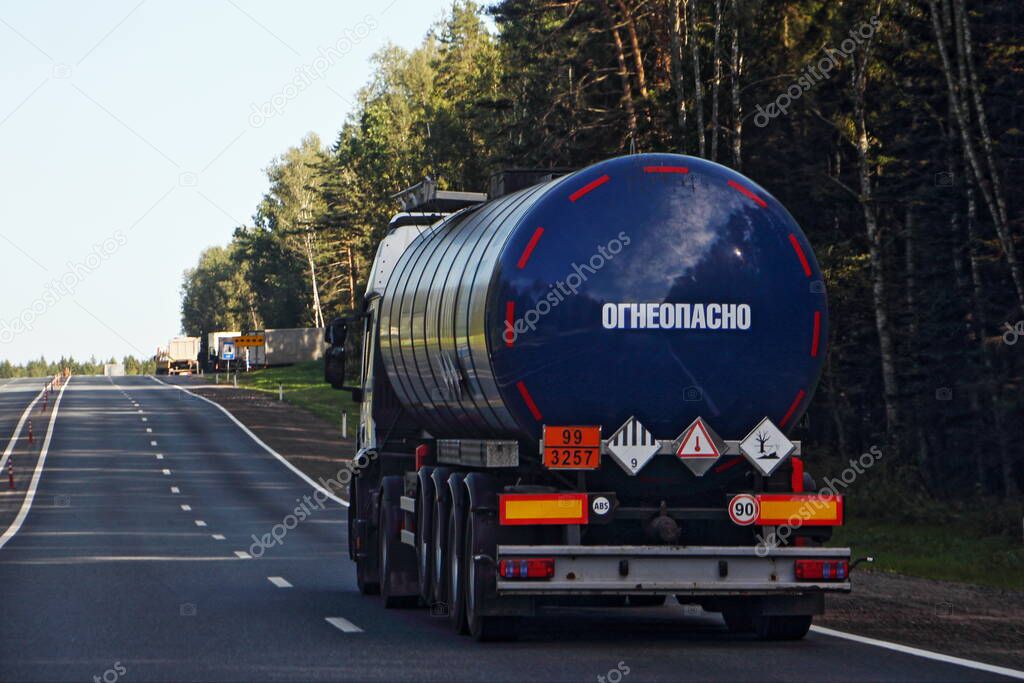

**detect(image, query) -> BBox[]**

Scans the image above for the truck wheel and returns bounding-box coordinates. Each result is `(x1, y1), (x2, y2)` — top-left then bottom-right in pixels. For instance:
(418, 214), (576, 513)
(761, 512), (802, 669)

(754, 615), (812, 640)
(354, 473), (382, 593)
(356, 555), (380, 595)
(416, 469), (436, 605)
(447, 501), (469, 634)
(379, 478), (418, 608)
(352, 480), (379, 596)
(627, 595), (666, 607)
(464, 508), (517, 641)
(432, 490), (449, 609)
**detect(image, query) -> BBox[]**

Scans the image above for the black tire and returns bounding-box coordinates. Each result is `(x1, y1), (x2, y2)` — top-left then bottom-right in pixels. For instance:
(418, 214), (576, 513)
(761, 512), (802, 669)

(352, 479), (379, 596)
(378, 491), (417, 608)
(416, 471), (436, 605)
(754, 615), (812, 641)
(432, 491), (449, 609)
(465, 509), (517, 641)
(722, 607), (754, 633)
(627, 595), (667, 607)
(447, 500), (469, 634)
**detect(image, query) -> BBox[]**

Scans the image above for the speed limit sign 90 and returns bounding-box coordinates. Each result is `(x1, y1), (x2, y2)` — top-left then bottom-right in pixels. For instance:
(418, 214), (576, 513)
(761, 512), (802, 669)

(728, 494), (760, 526)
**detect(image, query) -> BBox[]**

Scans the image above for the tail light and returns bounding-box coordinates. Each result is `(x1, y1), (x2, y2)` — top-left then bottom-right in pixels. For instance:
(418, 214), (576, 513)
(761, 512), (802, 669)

(794, 559), (848, 581)
(498, 558), (555, 580)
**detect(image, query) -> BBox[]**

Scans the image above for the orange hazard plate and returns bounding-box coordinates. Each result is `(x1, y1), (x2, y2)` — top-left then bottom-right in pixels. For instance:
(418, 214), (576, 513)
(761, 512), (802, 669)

(543, 425), (601, 470)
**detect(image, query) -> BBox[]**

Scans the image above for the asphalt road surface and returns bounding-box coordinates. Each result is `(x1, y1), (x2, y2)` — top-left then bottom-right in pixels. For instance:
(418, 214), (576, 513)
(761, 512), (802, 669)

(0, 376), (1019, 682)
(0, 377), (49, 479)
(0, 377), (48, 440)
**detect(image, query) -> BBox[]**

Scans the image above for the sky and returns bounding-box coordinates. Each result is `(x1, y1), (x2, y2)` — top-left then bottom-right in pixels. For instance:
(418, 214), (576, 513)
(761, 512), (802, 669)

(0, 0), (460, 364)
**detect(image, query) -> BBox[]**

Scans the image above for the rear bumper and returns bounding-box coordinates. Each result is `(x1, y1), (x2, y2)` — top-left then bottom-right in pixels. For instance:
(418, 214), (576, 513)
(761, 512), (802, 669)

(495, 545), (851, 596)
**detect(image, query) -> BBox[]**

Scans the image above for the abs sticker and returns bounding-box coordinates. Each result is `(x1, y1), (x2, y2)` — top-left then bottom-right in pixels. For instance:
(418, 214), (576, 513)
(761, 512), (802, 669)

(591, 496), (611, 516)
(728, 494), (759, 526)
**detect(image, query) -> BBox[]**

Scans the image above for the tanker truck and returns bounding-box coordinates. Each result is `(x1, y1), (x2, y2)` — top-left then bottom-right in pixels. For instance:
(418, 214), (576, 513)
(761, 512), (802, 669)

(339, 154), (852, 641)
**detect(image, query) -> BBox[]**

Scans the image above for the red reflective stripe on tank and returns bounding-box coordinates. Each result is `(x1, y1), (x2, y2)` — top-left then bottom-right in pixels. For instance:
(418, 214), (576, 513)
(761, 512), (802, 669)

(504, 301), (516, 348)
(516, 381), (543, 420)
(517, 227), (545, 269)
(569, 174), (610, 202)
(644, 165), (689, 174)
(779, 389), (806, 428)
(727, 179), (767, 208)
(788, 234), (812, 277)
(714, 457), (743, 473)
(810, 311), (821, 357)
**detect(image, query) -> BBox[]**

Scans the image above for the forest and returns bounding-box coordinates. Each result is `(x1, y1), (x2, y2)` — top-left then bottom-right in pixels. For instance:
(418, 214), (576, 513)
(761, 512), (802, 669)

(0, 355), (156, 378)
(179, 0), (1023, 520)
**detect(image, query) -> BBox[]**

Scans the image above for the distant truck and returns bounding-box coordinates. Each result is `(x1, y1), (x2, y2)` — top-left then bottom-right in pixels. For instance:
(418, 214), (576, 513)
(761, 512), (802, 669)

(103, 363), (125, 377)
(206, 330), (241, 372)
(336, 155), (854, 642)
(243, 328), (325, 368)
(155, 336), (200, 375)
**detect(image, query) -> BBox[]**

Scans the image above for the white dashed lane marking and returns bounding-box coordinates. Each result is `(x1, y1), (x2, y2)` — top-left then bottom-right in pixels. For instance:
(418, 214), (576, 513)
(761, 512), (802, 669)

(195, 520), (207, 527)
(161, 469), (171, 476)
(267, 577), (292, 588)
(180, 505), (191, 511)
(325, 617), (363, 633)
(211, 534), (225, 541)
(234, 551), (252, 559)
(170, 486), (180, 494)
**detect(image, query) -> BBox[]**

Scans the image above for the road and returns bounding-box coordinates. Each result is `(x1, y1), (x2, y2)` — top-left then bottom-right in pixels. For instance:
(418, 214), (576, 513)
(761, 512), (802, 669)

(0, 377), (50, 490)
(0, 377), (48, 441)
(0, 375), (1019, 682)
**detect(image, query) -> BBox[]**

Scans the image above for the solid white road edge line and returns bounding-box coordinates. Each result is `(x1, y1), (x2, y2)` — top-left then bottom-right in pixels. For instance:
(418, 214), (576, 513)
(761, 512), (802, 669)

(148, 376), (348, 507)
(0, 377), (69, 551)
(325, 617), (363, 633)
(810, 626), (1024, 680)
(267, 576), (292, 588)
(0, 383), (47, 473)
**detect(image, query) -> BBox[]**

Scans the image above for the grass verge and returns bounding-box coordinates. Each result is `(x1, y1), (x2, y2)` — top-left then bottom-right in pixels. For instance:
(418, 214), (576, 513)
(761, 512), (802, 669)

(227, 361), (358, 430)
(831, 518), (1024, 590)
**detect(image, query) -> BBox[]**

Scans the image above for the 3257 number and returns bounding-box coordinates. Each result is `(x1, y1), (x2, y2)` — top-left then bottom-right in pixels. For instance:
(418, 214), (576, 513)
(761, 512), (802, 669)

(544, 447), (599, 469)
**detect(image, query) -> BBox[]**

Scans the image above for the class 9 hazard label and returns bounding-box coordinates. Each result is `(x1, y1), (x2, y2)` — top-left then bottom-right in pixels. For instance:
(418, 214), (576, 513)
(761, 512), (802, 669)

(728, 494), (760, 526)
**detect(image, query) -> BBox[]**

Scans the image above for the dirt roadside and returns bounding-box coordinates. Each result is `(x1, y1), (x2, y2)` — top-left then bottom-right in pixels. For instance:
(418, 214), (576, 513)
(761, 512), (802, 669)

(182, 379), (1024, 671)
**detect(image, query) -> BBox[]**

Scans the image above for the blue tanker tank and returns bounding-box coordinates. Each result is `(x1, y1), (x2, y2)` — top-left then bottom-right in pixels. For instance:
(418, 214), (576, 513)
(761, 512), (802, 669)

(379, 153), (826, 453)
